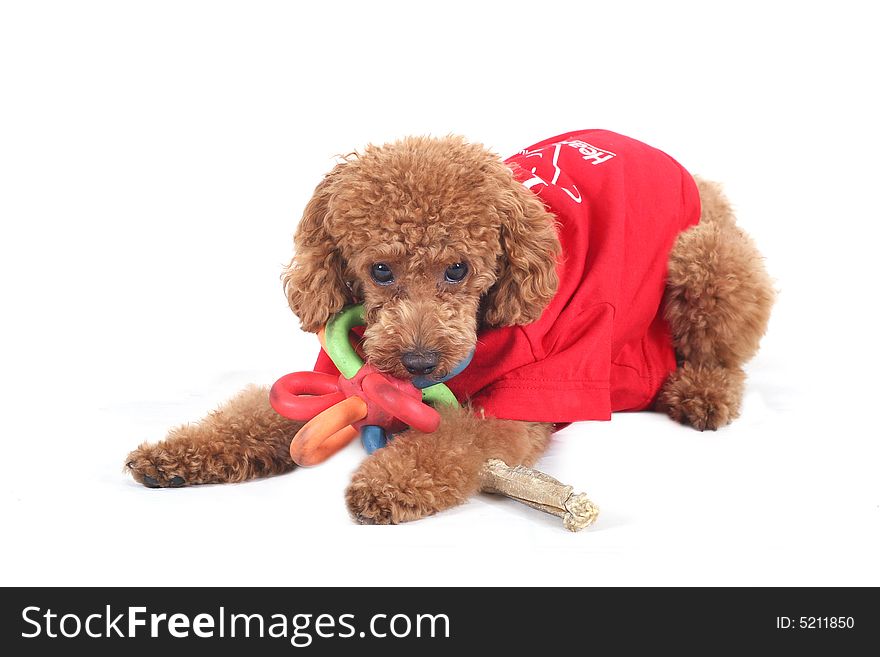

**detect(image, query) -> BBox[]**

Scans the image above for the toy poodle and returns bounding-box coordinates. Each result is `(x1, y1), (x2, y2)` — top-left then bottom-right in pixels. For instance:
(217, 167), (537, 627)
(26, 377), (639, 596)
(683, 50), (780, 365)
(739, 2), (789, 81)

(125, 129), (774, 524)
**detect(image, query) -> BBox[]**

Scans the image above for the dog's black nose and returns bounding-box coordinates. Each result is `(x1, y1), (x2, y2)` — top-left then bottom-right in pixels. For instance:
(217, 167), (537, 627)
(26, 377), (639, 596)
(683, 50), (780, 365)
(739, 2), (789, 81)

(401, 350), (439, 375)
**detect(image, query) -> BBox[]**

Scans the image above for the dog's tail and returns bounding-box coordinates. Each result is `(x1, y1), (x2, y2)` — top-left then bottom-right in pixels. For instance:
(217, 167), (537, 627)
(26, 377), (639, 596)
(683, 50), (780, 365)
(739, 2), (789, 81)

(693, 175), (736, 228)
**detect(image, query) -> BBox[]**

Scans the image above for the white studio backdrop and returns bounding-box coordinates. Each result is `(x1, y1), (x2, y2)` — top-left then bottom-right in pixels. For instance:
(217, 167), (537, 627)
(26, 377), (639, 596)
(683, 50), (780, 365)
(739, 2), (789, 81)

(1, 0), (878, 586)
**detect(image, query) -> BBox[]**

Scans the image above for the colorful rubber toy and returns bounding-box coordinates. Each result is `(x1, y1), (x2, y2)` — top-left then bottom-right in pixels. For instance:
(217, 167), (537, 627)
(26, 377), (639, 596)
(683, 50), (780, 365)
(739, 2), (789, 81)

(270, 305), (468, 466)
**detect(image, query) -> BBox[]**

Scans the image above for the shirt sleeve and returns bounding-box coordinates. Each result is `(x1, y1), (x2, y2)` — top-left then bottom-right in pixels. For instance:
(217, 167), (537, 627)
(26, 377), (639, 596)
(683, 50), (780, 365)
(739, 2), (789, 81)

(464, 303), (616, 422)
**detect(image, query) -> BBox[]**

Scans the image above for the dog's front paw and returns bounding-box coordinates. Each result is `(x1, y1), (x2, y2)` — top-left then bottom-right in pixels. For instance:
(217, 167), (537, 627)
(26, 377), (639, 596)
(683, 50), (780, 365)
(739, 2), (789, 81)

(658, 364), (745, 431)
(345, 464), (438, 525)
(345, 433), (475, 524)
(125, 442), (190, 488)
(344, 480), (398, 525)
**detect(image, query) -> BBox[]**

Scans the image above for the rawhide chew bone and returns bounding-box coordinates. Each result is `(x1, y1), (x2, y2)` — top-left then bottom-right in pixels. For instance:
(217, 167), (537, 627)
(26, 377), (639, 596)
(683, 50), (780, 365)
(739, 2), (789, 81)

(478, 459), (599, 532)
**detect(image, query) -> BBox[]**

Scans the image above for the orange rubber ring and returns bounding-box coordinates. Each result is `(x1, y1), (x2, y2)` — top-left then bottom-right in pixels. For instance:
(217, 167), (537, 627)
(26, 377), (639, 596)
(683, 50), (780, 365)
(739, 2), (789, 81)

(289, 396), (368, 466)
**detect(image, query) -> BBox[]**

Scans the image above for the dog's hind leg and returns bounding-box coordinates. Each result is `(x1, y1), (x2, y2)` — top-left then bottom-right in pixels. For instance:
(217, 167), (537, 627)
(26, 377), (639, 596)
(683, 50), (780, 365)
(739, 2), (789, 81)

(125, 385), (301, 487)
(656, 177), (774, 430)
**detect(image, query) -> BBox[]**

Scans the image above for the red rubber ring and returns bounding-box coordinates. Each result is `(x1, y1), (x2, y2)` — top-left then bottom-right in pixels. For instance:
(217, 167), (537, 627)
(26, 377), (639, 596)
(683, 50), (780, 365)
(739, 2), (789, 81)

(269, 371), (345, 420)
(361, 373), (441, 434)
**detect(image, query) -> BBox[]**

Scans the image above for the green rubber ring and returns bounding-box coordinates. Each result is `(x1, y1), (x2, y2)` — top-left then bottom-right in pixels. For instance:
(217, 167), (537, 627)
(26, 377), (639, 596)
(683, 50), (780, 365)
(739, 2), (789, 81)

(323, 304), (459, 408)
(324, 305), (367, 379)
(421, 381), (459, 407)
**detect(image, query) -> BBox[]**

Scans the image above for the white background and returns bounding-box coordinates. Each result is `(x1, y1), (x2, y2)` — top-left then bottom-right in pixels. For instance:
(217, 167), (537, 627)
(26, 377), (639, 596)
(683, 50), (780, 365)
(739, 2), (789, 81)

(1, 0), (878, 586)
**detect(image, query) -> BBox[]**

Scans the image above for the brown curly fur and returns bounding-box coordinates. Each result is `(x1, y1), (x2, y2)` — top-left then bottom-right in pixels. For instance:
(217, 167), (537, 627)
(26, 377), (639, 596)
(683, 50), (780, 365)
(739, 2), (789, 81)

(126, 135), (774, 524)
(126, 385), (302, 487)
(346, 405), (552, 524)
(281, 136), (559, 379)
(656, 177), (775, 430)
(656, 363), (746, 431)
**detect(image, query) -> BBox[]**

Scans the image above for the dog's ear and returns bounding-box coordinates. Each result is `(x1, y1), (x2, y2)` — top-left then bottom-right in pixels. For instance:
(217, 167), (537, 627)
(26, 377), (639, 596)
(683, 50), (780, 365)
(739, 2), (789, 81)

(282, 165), (350, 332)
(483, 173), (560, 327)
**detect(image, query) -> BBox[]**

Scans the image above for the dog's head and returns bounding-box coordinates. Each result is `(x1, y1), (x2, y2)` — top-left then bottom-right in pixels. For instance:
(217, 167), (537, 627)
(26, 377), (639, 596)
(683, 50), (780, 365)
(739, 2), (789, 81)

(282, 136), (560, 382)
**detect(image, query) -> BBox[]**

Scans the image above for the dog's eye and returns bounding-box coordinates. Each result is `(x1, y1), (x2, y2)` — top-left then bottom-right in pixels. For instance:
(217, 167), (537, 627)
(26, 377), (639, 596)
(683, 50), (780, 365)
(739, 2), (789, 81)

(370, 263), (395, 285)
(444, 262), (468, 283)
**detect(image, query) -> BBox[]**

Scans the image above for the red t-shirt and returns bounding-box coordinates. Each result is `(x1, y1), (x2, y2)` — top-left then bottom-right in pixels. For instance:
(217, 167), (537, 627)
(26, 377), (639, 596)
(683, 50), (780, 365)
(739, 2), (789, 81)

(314, 130), (700, 423)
